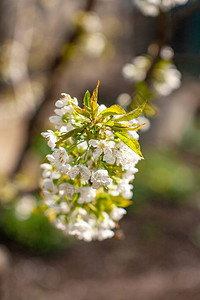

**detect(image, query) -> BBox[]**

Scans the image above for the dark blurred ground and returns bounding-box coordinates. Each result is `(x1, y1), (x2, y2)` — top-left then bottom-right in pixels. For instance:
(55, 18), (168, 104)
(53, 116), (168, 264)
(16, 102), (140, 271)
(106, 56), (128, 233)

(1, 204), (200, 300)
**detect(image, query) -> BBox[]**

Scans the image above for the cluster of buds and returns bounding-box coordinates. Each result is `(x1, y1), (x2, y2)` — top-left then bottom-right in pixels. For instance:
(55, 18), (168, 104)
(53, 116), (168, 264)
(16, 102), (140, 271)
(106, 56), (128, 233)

(41, 82), (145, 242)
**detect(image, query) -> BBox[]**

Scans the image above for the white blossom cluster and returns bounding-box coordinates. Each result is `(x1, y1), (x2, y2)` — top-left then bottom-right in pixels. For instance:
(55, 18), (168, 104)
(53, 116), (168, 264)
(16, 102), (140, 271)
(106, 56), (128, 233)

(134, 0), (188, 17)
(152, 61), (181, 96)
(41, 91), (143, 242)
(74, 11), (106, 57)
(122, 51), (181, 96)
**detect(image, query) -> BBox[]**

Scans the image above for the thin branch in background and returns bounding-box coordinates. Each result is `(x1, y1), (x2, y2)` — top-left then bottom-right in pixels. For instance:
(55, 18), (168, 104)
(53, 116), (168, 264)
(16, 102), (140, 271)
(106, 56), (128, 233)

(9, 1), (36, 112)
(10, 0), (96, 177)
(145, 11), (168, 84)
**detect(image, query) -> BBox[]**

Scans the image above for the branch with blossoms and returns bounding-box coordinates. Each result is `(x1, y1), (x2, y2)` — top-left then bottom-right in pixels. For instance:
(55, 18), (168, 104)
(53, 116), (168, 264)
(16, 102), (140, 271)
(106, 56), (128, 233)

(40, 81), (145, 242)
(118, 0), (198, 116)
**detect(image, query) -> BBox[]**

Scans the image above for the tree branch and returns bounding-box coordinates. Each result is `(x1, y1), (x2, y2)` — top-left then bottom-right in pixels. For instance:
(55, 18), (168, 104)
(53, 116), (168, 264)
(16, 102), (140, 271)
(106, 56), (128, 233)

(10, 0), (96, 177)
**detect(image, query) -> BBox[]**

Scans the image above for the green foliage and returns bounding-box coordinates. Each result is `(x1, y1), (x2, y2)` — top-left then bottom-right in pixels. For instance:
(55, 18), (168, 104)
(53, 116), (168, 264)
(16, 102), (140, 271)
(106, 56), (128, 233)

(32, 134), (52, 159)
(0, 209), (73, 254)
(180, 117), (200, 155)
(131, 148), (198, 208)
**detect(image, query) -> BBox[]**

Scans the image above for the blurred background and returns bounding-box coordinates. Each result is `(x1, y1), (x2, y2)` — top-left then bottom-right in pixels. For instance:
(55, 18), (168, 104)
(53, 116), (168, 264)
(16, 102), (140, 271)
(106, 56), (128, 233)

(0, 0), (200, 299)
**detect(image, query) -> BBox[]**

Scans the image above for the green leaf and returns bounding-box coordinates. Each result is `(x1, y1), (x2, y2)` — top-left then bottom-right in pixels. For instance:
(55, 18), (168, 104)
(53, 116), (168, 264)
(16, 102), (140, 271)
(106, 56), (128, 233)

(105, 120), (114, 126)
(112, 122), (145, 132)
(100, 105), (126, 117)
(96, 193), (113, 213)
(113, 131), (143, 158)
(134, 82), (153, 103)
(110, 195), (132, 208)
(56, 127), (84, 146)
(83, 90), (91, 109)
(91, 80), (99, 112)
(72, 103), (84, 114)
(114, 102), (146, 122)
(72, 103), (90, 118)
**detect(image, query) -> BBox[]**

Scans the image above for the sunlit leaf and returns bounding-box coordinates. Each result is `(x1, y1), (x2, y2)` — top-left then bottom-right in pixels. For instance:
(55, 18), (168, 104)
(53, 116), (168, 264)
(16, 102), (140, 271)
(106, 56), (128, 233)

(56, 127), (84, 146)
(110, 195), (132, 208)
(100, 105), (126, 117)
(72, 103), (84, 114)
(114, 102), (146, 122)
(113, 131), (143, 157)
(72, 103), (90, 118)
(83, 90), (91, 109)
(96, 193), (113, 213)
(91, 80), (100, 112)
(105, 120), (114, 126)
(112, 122), (145, 131)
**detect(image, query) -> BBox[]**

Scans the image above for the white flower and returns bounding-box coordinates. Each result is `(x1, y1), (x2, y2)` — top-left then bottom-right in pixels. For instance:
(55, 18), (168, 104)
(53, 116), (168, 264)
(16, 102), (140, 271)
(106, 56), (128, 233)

(68, 165), (91, 181)
(114, 143), (141, 171)
(15, 195), (36, 220)
(42, 178), (57, 199)
(59, 183), (75, 200)
(117, 93), (132, 108)
(110, 207), (127, 221)
(54, 219), (67, 231)
(77, 141), (88, 151)
(77, 186), (96, 204)
(134, 0), (160, 17)
(128, 131), (139, 140)
(49, 94), (78, 130)
(49, 115), (62, 124)
(54, 106), (73, 117)
(41, 130), (57, 150)
(122, 167), (138, 181)
(137, 116), (151, 132)
(160, 46), (174, 60)
(47, 147), (71, 174)
(117, 179), (133, 199)
(122, 56), (151, 82)
(122, 63), (145, 82)
(91, 169), (112, 189)
(55, 94), (71, 107)
(89, 139), (115, 164)
(49, 113), (74, 131)
(59, 202), (70, 213)
(59, 123), (74, 133)
(85, 33), (106, 58)
(153, 63), (181, 96)
(101, 212), (115, 229)
(81, 12), (102, 33)
(40, 163), (61, 179)
(97, 229), (114, 241)
(40, 163), (52, 178)
(98, 104), (107, 113)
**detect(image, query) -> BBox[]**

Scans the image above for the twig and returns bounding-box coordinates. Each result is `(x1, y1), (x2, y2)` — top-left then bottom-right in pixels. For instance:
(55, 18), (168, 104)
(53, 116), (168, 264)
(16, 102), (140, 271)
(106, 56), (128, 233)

(145, 11), (168, 84)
